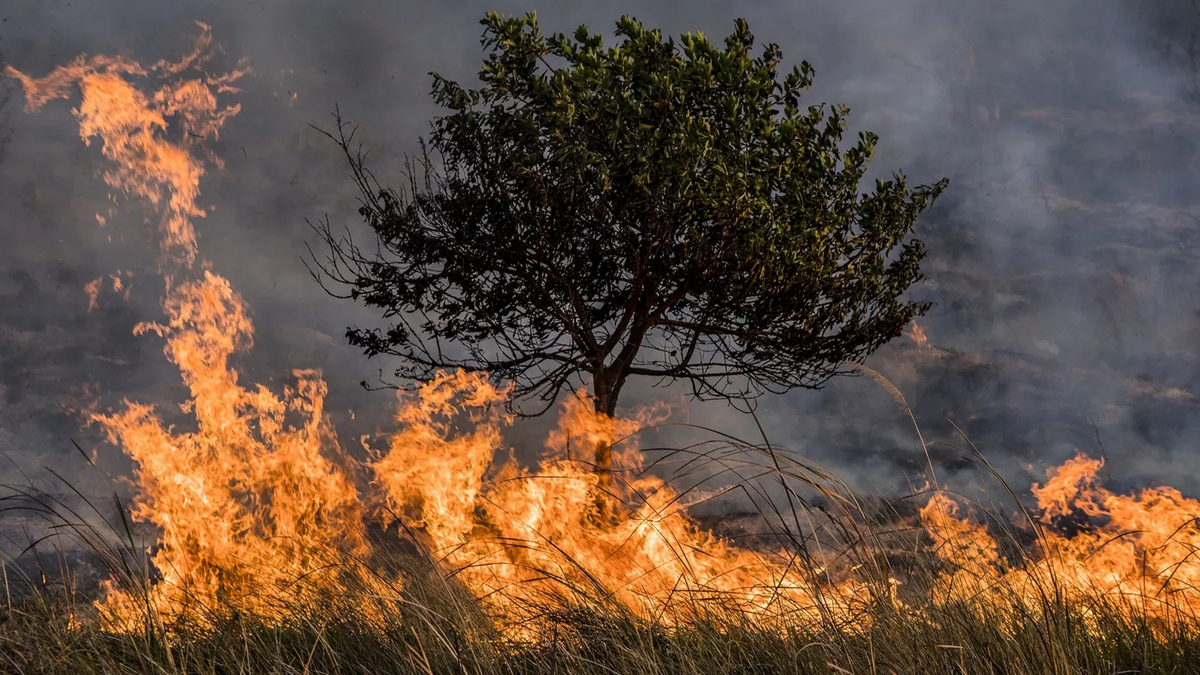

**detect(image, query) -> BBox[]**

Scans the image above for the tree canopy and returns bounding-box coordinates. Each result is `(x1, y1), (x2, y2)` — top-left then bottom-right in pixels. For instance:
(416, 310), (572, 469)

(313, 12), (947, 433)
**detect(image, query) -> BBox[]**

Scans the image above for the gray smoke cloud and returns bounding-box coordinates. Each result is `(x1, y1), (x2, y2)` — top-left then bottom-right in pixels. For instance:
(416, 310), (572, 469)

(1, 0), (1199, 518)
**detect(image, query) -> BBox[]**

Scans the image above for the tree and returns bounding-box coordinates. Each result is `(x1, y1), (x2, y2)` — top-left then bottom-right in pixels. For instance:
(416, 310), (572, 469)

(312, 13), (947, 487)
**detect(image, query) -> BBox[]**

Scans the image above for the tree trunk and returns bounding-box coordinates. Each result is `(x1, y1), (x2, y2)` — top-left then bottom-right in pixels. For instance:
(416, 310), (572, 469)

(592, 382), (618, 490)
(591, 370), (621, 522)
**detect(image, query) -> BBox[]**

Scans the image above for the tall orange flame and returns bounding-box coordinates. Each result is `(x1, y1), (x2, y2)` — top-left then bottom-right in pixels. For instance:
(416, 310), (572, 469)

(8, 25), (369, 628)
(5, 22), (246, 269)
(94, 273), (368, 626)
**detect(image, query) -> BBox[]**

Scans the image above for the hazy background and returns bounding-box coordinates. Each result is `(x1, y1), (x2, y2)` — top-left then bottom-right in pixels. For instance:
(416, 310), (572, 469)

(2, 0), (1200, 515)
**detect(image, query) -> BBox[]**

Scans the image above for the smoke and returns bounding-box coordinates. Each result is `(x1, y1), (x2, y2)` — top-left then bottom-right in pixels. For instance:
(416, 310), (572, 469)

(1, 0), (1199, 512)
(0, 52), (11, 164)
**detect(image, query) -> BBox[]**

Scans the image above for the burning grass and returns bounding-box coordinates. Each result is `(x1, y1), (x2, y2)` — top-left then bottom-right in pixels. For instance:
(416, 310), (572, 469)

(5, 425), (1200, 675)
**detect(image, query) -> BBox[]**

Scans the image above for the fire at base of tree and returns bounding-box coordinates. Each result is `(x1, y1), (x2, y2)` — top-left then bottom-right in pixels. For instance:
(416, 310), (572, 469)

(3, 15), (1200, 675)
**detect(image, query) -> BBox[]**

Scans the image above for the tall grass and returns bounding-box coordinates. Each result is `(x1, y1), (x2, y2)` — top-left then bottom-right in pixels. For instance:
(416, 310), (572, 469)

(3, 419), (1200, 674)
(3, 568), (1199, 673)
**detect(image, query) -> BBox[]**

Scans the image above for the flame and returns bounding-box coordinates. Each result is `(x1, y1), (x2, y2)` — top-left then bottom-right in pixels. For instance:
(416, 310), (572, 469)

(920, 491), (1003, 604)
(84, 273), (131, 310)
(8, 25), (372, 629)
(84, 276), (102, 311)
(4, 21), (247, 269)
(374, 380), (877, 632)
(93, 273), (369, 626)
(905, 320), (931, 351)
(921, 452), (1200, 630)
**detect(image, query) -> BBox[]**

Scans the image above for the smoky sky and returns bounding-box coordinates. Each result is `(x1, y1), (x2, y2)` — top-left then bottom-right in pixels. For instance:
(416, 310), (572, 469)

(2, 0), (1200, 512)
